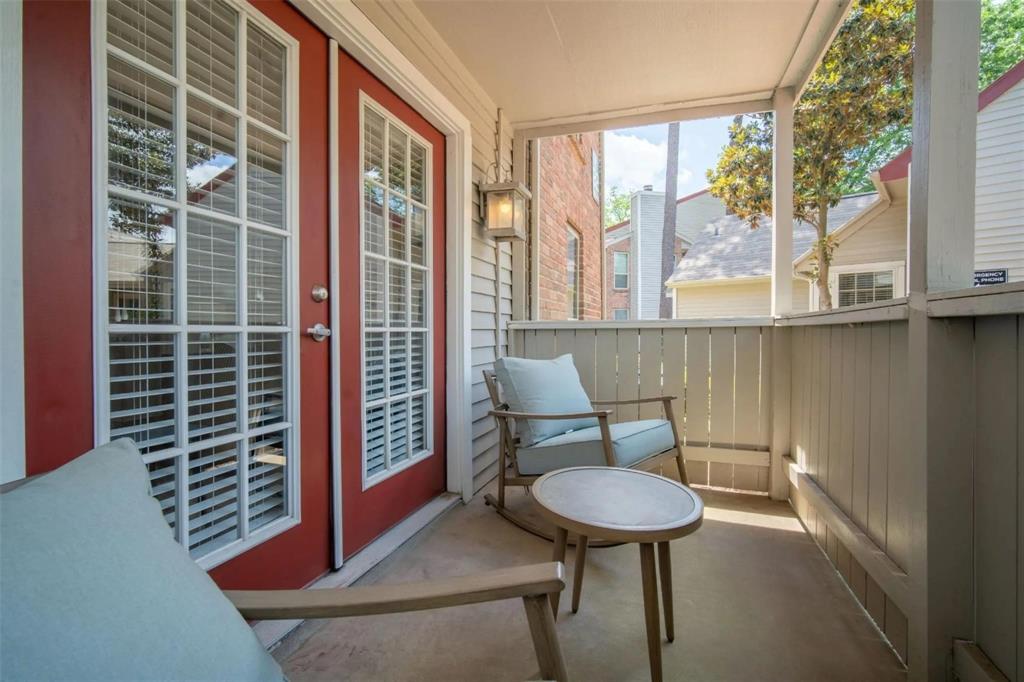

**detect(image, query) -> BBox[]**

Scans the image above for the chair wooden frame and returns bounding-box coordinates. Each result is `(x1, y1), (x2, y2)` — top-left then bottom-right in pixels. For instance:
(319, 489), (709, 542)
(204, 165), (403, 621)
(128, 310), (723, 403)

(226, 562), (569, 681)
(482, 370), (689, 544)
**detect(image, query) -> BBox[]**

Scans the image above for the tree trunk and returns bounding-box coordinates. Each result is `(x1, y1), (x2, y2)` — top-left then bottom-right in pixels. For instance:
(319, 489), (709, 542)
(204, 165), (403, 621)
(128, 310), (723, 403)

(815, 204), (833, 309)
(659, 122), (680, 319)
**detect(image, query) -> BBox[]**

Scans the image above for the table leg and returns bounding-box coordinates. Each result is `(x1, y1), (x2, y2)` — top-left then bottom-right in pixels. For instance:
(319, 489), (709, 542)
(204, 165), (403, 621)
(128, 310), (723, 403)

(639, 542), (662, 682)
(550, 526), (568, 617)
(657, 541), (674, 642)
(571, 535), (588, 613)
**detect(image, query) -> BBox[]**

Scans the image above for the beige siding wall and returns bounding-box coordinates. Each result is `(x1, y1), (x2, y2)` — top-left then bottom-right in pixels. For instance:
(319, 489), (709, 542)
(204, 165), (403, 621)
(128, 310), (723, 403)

(353, 1), (514, 492)
(976, 78), (1024, 283)
(829, 200), (907, 268)
(673, 278), (810, 318)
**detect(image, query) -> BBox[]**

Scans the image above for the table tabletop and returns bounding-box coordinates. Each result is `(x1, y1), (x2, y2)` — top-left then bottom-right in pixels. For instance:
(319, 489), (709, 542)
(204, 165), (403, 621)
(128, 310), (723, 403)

(531, 467), (703, 544)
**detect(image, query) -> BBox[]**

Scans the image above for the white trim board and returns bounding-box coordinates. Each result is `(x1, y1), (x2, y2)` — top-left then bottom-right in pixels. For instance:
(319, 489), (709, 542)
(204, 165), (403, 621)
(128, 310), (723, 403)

(297, 0), (475, 504)
(0, 0), (24, 485)
(328, 40), (343, 570)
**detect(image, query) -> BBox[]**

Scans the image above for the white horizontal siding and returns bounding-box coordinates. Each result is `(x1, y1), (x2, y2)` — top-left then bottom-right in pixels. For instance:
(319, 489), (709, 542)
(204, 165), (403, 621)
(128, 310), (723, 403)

(353, 0), (515, 493)
(976, 78), (1024, 282)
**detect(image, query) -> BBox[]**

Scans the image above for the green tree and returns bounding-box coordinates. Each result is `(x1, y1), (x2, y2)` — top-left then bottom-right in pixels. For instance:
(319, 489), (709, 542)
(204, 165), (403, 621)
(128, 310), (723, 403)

(707, 0), (914, 309)
(840, 0), (1023, 195)
(604, 186), (631, 227)
(980, 0), (1024, 89)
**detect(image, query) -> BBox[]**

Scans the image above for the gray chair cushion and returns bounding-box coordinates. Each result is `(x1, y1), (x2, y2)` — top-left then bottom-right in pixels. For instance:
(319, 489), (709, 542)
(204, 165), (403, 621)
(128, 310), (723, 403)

(493, 354), (597, 446)
(516, 419), (676, 476)
(0, 438), (283, 682)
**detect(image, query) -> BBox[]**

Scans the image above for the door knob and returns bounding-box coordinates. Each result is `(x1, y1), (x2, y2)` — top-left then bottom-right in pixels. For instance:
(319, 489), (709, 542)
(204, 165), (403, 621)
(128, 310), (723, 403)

(306, 323), (332, 342)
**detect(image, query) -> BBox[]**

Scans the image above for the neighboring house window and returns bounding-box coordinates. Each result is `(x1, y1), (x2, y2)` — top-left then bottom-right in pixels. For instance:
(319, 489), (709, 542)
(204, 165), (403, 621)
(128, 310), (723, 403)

(836, 271), (895, 307)
(97, 1), (298, 564)
(612, 308), (628, 321)
(361, 99), (434, 486)
(613, 251), (629, 289)
(567, 227), (581, 319)
(591, 149), (600, 201)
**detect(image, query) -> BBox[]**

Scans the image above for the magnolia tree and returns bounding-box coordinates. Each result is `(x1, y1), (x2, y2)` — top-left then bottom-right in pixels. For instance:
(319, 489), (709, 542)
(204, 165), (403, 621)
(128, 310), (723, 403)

(706, 0), (914, 309)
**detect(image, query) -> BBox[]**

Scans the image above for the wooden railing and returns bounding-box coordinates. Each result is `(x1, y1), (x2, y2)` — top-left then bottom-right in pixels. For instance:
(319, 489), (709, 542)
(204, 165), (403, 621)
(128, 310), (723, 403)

(507, 319), (774, 493)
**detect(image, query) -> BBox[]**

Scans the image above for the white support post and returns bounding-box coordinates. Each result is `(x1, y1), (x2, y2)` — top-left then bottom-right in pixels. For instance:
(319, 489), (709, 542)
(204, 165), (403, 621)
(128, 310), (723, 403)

(771, 87), (795, 317)
(904, 2), (980, 680)
(511, 130), (529, 321)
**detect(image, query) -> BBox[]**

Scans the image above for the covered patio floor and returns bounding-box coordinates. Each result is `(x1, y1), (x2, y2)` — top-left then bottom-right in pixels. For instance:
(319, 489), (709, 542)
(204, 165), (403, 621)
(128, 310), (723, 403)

(273, 484), (906, 681)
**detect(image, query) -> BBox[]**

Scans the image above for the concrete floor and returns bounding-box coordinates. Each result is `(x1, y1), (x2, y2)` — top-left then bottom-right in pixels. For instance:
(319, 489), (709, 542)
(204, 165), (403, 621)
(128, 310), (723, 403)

(275, 484), (907, 681)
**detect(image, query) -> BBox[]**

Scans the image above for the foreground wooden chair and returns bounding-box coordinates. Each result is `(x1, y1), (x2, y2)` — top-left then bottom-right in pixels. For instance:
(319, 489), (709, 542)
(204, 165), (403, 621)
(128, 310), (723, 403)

(227, 562), (568, 681)
(1, 439), (569, 682)
(483, 355), (688, 545)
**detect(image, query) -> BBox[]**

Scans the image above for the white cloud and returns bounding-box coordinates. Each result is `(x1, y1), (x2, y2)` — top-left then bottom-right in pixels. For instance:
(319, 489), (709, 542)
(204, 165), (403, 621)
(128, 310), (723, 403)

(604, 130), (693, 196)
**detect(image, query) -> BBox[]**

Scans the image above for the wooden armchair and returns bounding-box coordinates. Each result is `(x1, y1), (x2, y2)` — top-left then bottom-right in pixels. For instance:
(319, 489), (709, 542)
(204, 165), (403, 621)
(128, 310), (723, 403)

(227, 562), (569, 681)
(483, 368), (688, 544)
(0, 439), (569, 682)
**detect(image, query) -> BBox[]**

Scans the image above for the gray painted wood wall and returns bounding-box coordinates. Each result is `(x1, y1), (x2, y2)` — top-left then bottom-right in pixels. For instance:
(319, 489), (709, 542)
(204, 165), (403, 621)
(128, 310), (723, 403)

(789, 321), (912, 662)
(972, 314), (1022, 680)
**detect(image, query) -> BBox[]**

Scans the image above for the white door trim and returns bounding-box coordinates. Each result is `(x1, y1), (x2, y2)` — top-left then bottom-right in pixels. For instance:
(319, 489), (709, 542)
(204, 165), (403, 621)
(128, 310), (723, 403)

(0, 0), (25, 484)
(298, 1), (475, 562)
(327, 40), (343, 569)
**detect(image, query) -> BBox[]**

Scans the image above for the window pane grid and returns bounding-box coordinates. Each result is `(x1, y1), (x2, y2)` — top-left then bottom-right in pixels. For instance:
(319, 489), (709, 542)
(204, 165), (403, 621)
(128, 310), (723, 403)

(361, 101), (432, 483)
(102, 3), (294, 562)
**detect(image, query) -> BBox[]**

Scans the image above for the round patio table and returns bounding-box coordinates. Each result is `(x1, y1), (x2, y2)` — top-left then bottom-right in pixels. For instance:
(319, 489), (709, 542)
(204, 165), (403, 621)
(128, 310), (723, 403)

(531, 466), (704, 682)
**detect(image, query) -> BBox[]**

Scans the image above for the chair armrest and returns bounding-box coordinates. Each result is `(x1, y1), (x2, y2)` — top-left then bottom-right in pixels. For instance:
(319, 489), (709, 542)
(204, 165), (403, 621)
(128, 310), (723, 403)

(591, 395), (677, 406)
(225, 562), (566, 621)
(488, 409), (613, 420)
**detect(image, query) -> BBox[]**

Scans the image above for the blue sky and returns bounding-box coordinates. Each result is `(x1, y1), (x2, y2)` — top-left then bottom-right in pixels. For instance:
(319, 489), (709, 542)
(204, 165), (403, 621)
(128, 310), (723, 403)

(604, 116), (733, 198)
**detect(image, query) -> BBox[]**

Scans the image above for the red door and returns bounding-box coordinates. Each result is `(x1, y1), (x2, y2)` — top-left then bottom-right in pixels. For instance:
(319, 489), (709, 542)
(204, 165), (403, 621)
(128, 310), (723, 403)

(336, 49), (447, 557)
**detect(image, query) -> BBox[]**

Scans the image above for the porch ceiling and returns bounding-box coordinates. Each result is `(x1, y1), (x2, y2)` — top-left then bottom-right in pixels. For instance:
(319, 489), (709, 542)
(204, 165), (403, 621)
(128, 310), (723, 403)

(414, 0), (850, 134)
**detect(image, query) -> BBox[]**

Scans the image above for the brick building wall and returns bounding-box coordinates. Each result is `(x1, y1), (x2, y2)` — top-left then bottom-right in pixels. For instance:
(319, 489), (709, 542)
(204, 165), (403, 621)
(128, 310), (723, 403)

(537, 133), (604, 320)
(604, 232), (688, 320)
(606, 236), (630, 318)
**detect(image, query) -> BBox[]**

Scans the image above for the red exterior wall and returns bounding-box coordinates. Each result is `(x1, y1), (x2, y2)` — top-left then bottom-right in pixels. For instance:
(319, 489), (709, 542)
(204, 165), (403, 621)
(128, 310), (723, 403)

(537, 134), (604, 320)
(23, 1), (94, 475)
(22, 0), (333, 591)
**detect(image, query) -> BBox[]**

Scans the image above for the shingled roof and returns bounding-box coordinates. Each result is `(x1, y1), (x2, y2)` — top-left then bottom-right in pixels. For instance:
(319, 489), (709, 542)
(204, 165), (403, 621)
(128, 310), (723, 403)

(667, 193), (878, 284)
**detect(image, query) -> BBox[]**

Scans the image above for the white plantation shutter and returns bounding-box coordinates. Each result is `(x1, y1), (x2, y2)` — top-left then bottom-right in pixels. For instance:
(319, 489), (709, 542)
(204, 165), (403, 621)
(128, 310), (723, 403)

(360, 99), (433, 484)
(186, 96), (238, 216)
(109, 333), (177, 452)
(247, 333), (285, 429)
(186, 0), (237, 106)
(107, 0), (175, 76)
(99, 0), (297, 564)
(188, 442), (240, 556)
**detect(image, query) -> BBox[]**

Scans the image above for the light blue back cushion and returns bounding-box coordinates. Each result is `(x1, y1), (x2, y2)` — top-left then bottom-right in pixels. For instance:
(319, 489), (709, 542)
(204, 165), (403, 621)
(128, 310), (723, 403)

(0, 439), (283, 682)
(493, 354), (597, 446)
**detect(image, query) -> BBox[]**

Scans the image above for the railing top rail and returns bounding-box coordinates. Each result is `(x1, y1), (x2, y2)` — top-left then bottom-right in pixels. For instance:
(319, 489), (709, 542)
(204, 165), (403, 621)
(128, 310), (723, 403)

(927, 281), (1024, 318)
(507, 317), (774, 330)
(775, 298), (909, 326)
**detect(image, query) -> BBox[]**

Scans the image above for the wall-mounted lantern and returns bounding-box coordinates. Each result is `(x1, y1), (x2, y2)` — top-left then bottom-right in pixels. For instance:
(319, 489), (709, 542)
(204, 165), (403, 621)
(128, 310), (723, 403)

(480, 181), (531, 242)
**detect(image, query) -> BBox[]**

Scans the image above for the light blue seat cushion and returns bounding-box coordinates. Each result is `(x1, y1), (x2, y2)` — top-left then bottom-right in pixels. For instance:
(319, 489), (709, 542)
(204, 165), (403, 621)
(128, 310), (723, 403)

(494, 354), (597, 446)
(516, 419), (676, 476)
(0, 438), (283, 682)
